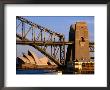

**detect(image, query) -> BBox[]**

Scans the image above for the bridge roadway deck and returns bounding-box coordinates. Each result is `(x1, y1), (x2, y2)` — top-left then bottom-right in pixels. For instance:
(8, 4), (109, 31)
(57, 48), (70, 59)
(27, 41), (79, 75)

(16, 40), (94, 46)
(16, 40), (73, 46)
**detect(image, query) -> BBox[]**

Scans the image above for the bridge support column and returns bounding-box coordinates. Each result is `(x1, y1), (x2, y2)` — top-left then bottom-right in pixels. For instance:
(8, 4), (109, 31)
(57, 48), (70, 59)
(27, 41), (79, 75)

(63, 25), (75, 74)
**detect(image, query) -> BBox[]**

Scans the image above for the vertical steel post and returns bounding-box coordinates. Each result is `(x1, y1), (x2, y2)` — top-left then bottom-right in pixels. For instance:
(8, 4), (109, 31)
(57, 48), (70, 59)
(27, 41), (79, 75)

(34, 31), (36, 41)
(41, 30), (42, 41)
(32, 27), (33, 41)
(59, 37), (62, 64)
(23, 23), (25, 39)
(22, 22), (24, 40)
(59, 36), (65, 65)
(51, 34), (52, 56)
(63, 36), (65, 65)
(54, 36), (55, 58)
(41, 30), (42, 49)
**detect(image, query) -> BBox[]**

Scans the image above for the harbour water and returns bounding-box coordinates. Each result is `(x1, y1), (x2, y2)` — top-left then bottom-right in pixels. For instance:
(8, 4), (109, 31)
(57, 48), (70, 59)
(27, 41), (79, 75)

(16, 69), (57, 74)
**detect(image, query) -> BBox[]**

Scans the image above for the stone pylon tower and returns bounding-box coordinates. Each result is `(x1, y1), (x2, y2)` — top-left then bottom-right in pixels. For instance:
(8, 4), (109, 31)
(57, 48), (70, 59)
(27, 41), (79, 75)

(64, 22), (90, 74)
(72, 22), (90, 62)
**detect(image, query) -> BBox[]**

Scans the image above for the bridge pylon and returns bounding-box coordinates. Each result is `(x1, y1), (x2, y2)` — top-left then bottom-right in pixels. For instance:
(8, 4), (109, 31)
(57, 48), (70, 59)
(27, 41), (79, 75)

(63, 22), (90, 74)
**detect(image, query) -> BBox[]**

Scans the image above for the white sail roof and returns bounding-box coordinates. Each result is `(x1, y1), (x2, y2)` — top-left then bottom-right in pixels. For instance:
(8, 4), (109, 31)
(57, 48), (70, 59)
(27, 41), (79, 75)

(17, 56), (30, 64)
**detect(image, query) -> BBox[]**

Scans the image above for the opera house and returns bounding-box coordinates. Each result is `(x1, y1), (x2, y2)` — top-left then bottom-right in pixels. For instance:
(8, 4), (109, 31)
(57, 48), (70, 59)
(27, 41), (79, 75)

(16, 50), (56, 69)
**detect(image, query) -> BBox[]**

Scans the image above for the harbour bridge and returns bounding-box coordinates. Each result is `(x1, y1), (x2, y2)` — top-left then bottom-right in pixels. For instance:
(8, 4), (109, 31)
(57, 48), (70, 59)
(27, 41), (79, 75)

(16, 16), (94, 74)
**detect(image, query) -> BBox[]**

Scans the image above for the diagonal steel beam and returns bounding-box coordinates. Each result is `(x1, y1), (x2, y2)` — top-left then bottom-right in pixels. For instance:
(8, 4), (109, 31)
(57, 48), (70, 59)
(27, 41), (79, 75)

(30, 44), (62, 66)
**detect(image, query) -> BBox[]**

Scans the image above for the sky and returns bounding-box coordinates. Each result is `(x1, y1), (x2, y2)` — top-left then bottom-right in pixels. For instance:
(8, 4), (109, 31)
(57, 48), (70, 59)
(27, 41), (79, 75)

(16, 16), (94, 58)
